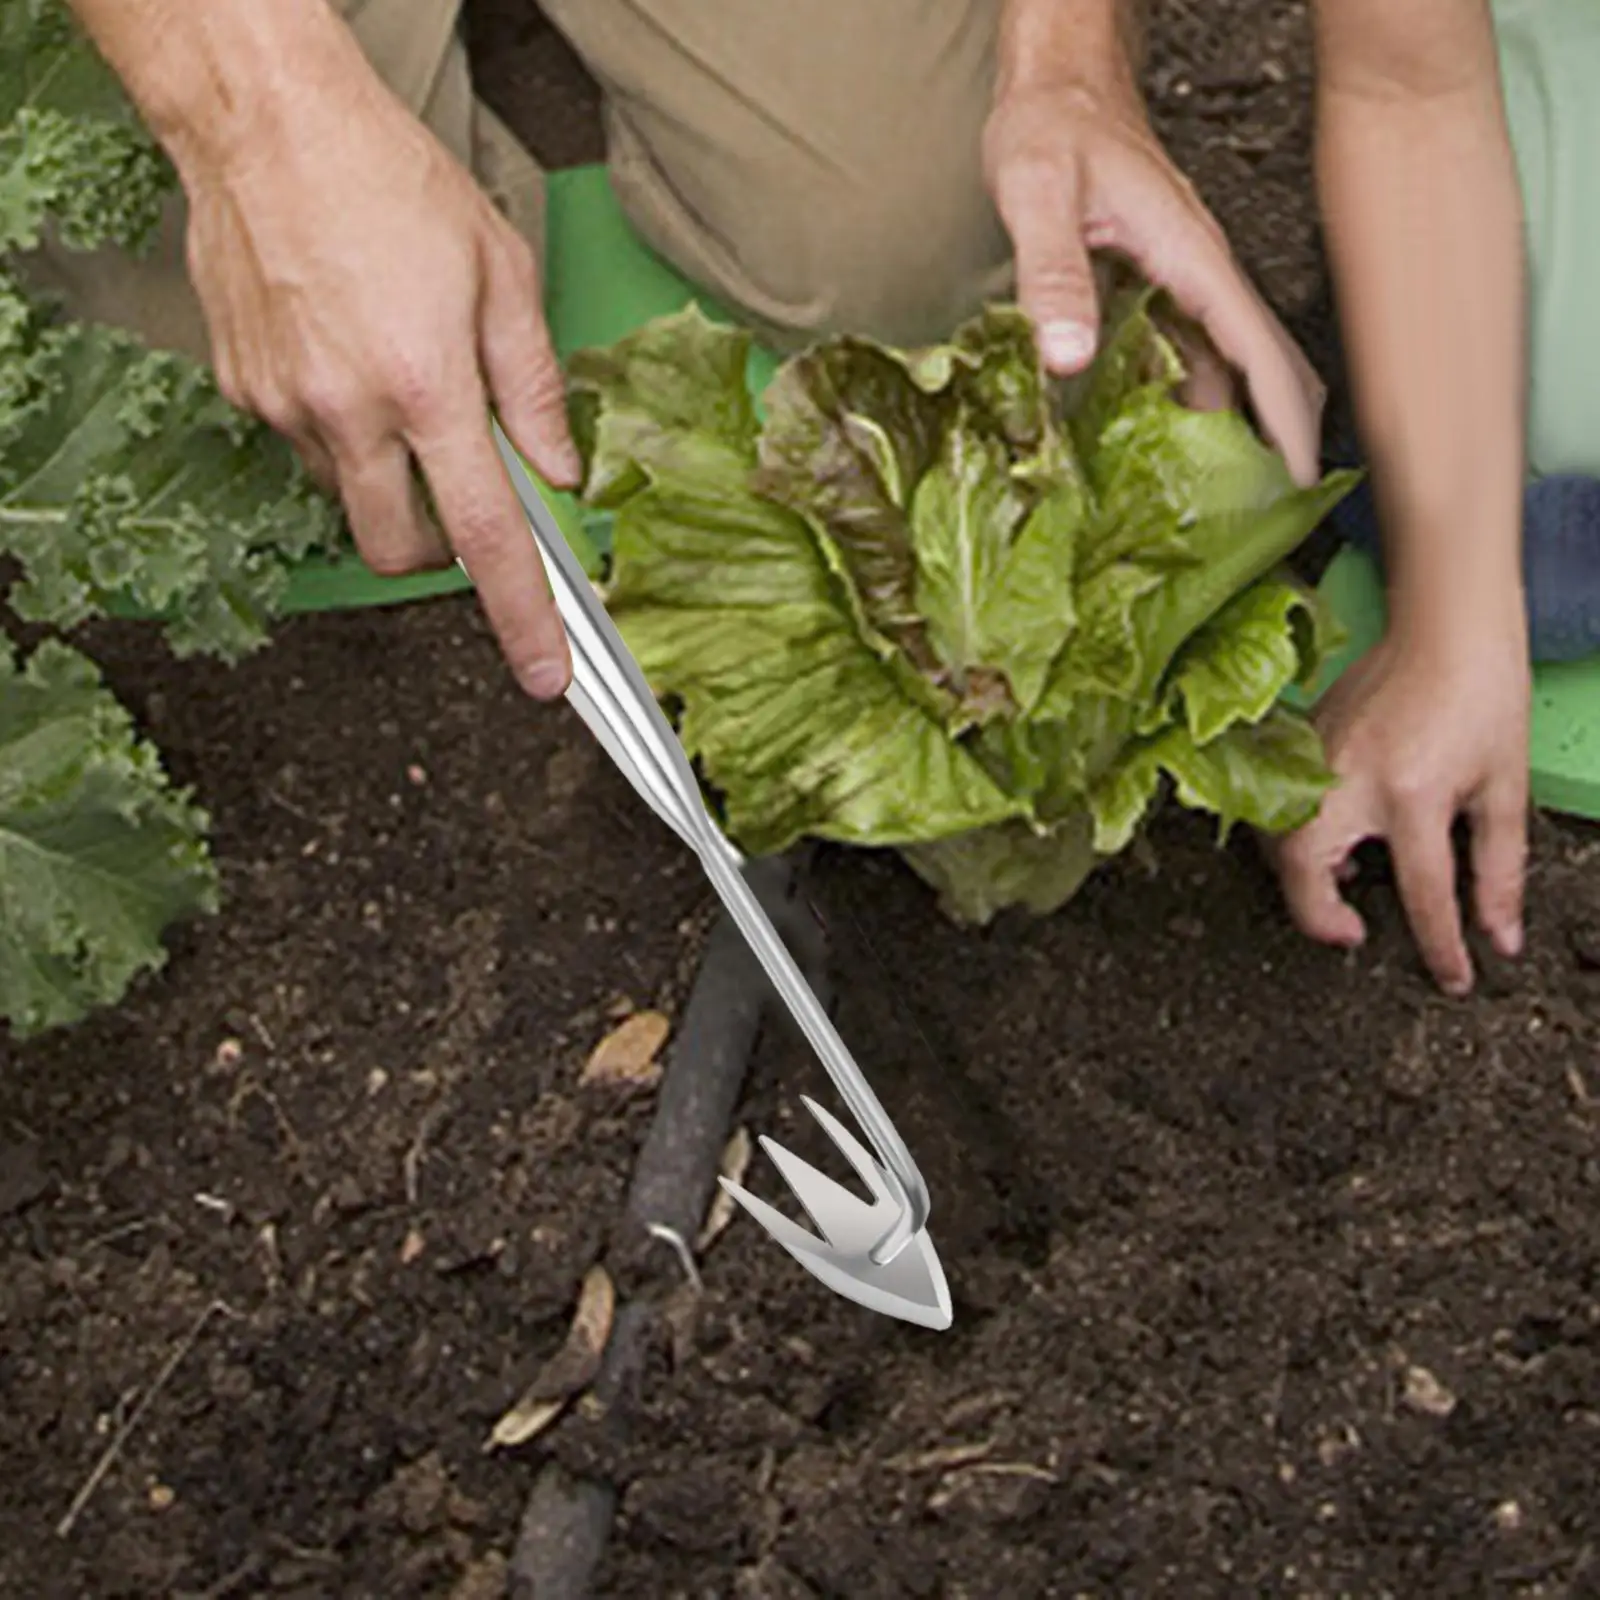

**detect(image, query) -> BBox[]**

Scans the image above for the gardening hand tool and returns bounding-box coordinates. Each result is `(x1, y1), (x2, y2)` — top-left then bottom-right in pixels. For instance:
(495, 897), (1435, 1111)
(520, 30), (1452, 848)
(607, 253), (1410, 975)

(483, 420), (952, 1331)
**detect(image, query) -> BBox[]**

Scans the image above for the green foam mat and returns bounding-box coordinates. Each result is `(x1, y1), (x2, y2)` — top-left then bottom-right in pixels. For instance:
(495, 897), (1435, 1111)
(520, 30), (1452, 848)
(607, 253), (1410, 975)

(127, 162), (776, 617)
(1299, 545), (1600, 822)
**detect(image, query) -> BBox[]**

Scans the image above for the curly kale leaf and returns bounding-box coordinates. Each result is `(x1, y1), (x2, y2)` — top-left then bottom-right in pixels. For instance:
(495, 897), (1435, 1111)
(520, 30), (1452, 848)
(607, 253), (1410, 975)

(0, 638), (217, 1038)
(0, 2), (348, 660)
(0, 0), (175, 258)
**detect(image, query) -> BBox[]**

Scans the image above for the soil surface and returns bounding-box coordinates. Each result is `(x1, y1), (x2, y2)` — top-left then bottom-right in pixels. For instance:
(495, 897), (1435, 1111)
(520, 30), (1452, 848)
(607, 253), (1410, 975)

(4, 3), (1598, 1597)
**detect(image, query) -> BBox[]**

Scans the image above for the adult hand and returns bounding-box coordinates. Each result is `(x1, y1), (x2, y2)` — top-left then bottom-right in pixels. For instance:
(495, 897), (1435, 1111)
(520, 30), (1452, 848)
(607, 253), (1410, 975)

(175, 46), (577, 698)
(982, 72), (1326, 485)
(1269, 625), (1531, 994)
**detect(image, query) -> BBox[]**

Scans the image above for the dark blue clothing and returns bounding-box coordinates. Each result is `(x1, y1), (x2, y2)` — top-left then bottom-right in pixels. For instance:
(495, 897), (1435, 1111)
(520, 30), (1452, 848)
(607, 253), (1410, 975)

(1334, 473), (1600, 664)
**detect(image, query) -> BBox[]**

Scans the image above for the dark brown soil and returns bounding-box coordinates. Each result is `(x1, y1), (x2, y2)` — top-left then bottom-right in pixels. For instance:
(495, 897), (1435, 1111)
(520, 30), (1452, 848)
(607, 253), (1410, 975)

(3, 4), (1597, 1597)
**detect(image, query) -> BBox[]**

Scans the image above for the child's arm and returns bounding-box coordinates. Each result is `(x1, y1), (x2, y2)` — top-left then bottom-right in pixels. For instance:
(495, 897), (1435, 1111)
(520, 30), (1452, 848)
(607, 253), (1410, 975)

(1314, 0), (1525, 644)
(1273, 0), (1530, 994)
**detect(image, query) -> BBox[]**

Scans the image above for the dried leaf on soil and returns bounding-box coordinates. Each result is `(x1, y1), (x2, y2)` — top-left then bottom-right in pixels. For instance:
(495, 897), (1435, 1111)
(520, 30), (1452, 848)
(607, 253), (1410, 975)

(695, 1125), (753, 1252)
(581, 1009), (670, 1087)
(487, 1265), (615, 1450)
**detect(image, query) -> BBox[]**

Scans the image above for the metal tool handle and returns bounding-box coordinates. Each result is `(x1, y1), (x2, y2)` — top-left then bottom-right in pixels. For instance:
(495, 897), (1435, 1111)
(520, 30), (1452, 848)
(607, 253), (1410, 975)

(487, 423), (930, 1263)
(698, 846), (929, 1263)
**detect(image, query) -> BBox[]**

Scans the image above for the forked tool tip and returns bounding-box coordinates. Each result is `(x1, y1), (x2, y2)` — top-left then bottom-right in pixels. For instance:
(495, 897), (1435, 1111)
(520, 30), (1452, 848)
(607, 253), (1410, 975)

(716, 1159), (953, 1331)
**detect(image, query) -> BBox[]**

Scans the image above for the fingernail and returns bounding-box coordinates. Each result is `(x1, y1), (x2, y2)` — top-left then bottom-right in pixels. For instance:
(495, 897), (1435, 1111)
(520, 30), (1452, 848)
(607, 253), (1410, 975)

(1040, 320), (1097, 373)
(1498, 921), (1525, 959)
(518, 656), (570, 699)
(1443, 974), (1473, 999)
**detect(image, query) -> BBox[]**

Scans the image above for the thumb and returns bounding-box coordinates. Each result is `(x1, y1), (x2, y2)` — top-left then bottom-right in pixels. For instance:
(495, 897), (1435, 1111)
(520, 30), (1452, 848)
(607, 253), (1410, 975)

(995, 152), (1100, 375)
(478, 242), (583, 489)
(1266, 782), (1371, 951)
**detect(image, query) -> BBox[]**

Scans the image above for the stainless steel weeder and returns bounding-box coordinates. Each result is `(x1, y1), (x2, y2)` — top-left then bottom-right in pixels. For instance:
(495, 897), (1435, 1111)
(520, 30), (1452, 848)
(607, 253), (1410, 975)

(484, 421), (952, 1331)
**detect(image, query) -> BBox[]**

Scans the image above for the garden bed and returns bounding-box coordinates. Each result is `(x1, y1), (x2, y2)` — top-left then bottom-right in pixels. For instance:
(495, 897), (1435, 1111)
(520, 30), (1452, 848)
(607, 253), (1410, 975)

(2, 3), (1598, 1596)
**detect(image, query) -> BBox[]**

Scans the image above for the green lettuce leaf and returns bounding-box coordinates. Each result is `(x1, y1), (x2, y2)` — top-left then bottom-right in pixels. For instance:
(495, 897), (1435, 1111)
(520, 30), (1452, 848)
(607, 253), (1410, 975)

(900, 809), (1098, 926)
(908, 415), (1085, 716)
(1155, 572), (1342, 744)
(565, 306), (759, 509)
(606, 473), (1028, 854)
(0, 638), (218, 1038)
(1089, 706), (1335, 857)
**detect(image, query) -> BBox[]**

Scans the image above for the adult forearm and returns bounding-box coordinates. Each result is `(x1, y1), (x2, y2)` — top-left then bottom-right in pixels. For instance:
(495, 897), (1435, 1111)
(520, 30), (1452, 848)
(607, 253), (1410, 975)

(1314, 22), (1526, 643)
(63, 0), (367, 174)
(997, 0), (1146, 99)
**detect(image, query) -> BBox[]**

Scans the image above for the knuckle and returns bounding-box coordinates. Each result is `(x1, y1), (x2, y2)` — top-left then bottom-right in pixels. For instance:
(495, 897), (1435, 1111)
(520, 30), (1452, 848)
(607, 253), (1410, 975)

(212, 365), (245, 411)
(496, 236), (543, 300)
(297, 363), (364, 429)
(1385, 769), (1433, 809)
(991, 149), (1069, 218)
(382, 350), (449, 422)
(246, 386), (302, 435)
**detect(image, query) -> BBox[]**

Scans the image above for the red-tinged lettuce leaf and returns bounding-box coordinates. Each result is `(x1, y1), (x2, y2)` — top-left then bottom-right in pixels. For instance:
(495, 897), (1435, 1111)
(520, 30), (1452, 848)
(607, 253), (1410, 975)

(0, 638), (217, 1038)
(752, 335), (947, 670)
(604, 472), (1028, 854)
(911, 304), (1077, 482)
(565, 306), (760, 509)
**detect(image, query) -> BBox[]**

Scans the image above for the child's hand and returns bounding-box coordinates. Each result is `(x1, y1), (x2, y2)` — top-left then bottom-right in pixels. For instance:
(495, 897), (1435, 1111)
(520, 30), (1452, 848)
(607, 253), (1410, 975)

(1267, 621), (1530, 995)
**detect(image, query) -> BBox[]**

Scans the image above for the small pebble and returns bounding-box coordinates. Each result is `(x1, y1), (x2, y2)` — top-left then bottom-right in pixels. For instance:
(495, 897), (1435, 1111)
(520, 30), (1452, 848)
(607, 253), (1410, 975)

(1402, 1364), (1457, 1418)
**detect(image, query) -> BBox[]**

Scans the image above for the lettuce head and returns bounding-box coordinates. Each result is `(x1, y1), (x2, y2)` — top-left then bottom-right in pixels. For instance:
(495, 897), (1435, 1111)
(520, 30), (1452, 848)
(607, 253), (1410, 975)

(564, 289), (1359, 923)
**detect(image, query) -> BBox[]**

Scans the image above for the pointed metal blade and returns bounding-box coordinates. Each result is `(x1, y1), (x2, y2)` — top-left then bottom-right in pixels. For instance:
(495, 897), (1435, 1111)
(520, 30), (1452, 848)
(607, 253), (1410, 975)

(718, 1146), (953, 1331)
